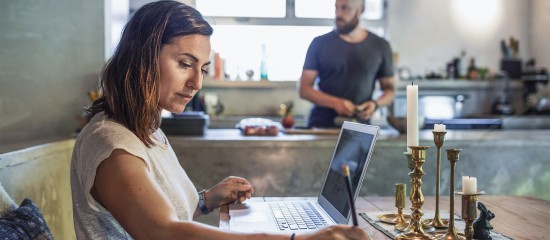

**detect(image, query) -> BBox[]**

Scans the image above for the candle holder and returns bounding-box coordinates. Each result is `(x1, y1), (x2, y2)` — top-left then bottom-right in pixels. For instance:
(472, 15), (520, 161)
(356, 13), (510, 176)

(396, 146), (435, 240)
(404, 151), (414, 171)
(392, 153), (414, 232)
(429, 131), (448, 229)
(440, 149), (465, 240)
(456, 191), (485, 240)
(379, 183), (412, 226)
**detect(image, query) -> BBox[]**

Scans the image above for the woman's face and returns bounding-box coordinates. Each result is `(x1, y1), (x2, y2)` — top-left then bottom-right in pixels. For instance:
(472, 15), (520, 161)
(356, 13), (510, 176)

(158, 34), (211, 113)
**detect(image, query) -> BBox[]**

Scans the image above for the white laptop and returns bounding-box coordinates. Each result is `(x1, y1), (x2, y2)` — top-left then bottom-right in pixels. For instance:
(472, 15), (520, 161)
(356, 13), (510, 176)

(229, 121), (379, 233)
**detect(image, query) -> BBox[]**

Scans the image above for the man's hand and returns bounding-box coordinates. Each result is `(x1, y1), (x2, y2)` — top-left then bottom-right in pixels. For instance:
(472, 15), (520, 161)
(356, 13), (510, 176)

(355, 101), (377, 121)
(334, 99), (356, 117)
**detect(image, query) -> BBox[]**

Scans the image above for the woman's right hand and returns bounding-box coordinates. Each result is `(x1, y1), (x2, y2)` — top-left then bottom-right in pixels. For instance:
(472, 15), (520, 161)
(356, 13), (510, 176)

(298, 225), (370, 240)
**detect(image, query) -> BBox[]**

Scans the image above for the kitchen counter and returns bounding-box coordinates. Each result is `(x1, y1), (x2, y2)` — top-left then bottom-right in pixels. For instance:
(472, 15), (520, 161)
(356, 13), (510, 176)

(168, 128), (550, 201)
(171, 128), (550, 145)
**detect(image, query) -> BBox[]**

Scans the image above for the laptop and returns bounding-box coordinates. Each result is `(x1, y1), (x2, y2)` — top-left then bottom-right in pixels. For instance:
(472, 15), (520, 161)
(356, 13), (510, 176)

(229, 121), (379, 233)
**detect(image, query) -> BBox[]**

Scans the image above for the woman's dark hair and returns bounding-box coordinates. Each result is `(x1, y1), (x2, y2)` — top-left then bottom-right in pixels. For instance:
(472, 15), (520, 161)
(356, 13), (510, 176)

(86, 1), (213, 147)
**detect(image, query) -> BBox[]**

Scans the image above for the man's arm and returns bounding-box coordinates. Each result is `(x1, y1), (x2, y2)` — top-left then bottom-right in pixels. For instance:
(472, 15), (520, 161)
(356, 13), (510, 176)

(356, 76), (395, 120)
(375, 76), (396, 107)
(298, 69), (355, 117)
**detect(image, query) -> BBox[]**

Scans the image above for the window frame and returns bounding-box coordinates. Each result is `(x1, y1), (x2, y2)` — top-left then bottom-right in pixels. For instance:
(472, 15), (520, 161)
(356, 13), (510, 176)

(198, 0), (389, 84)
(201, 0), (387, 29)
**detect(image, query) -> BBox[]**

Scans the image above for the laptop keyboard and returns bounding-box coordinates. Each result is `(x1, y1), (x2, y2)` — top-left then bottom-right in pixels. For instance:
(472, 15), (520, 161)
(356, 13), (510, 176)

(269, 202), (328, 231)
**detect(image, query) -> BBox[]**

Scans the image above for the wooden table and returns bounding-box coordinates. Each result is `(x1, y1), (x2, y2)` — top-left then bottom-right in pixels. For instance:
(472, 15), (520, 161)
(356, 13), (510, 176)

(220, 196), (550, 239)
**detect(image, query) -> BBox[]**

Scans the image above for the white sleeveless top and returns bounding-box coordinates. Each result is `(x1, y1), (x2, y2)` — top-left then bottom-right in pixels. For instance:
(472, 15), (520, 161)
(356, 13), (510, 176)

(70, 113), (198, 239)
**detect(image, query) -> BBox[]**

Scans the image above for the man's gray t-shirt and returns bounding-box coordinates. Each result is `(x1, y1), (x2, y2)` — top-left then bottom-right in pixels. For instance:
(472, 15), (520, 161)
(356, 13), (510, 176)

(303, 30), (393, 127)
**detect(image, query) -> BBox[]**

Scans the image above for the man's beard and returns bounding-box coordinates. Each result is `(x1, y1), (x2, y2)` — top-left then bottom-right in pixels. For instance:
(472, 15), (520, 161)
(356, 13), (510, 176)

(335, 16), (359, 35)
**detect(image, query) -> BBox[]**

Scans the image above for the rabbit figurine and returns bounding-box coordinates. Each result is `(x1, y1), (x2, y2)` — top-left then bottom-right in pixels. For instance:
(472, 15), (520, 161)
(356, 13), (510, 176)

(473, 202), (495, 239)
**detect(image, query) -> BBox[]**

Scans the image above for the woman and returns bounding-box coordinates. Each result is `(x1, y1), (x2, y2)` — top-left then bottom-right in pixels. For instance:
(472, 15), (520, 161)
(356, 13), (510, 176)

(70, 1), (370, 239)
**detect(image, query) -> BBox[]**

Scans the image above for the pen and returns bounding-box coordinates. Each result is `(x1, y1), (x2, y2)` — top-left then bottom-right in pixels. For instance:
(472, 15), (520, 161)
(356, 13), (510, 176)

(342, 163), (359, 226)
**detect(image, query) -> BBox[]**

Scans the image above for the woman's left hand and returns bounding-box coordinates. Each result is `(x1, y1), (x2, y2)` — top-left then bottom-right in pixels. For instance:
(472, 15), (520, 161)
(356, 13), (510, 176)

(204, 176), (254, 209)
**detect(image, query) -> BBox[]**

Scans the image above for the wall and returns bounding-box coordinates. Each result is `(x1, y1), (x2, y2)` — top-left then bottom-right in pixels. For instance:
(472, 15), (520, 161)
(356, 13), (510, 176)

(0, 0), (106, 147)
(387, 0), (532, 77)
(531, 0), (550, 70)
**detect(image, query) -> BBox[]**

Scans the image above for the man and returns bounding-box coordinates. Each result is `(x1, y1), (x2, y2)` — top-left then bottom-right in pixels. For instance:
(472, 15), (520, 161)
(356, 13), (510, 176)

(299, 0), (395, 128)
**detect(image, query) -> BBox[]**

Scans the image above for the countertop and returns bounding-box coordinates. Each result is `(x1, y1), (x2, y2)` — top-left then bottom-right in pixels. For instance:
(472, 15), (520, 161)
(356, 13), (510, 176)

(167, 128), (550, 147)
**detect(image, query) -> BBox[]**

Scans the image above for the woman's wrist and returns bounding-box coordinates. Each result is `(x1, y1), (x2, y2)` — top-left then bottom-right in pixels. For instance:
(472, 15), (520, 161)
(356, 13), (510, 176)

(198, 189), (212, 214)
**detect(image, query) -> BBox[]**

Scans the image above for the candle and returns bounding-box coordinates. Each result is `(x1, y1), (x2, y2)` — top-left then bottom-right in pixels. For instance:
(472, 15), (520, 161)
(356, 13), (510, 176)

(406, 83), (419, 153)
(462, 176), (477, 194)
(434, 123), (446, 132)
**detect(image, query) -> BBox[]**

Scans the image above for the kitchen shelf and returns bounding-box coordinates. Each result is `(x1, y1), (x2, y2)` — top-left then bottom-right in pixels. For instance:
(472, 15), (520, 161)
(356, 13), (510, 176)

(203, 79), (298, 89)
(396, 79), (523, 90)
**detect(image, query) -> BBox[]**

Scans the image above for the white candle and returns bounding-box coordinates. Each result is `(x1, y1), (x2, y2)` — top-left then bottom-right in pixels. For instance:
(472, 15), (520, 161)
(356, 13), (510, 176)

(462, 176), (477, 194)
(406, 83), (419, 153)
(434, 123), (446, 132)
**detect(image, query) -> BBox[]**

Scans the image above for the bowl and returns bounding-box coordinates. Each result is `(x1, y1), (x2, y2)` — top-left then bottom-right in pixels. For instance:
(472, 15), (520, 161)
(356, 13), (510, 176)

(386, 116), (425, 133)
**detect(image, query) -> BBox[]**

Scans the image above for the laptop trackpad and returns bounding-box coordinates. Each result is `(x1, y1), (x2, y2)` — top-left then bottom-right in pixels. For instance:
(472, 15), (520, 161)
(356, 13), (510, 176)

(229, 202), (276, 232)
(231, 209), (269, 222)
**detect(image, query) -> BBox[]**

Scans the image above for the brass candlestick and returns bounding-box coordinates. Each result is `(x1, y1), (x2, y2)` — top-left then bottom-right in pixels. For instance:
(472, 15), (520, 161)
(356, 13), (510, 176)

(430, 131), (448, 229)
(456, 191), (485, 240)
(396, 146), (435, 240)
(404, 151), (414, 171)
(394, 183), (410, 231)
(378, 183), (408, 226)
(392, 153), (414, 231)
(380, 161), (412, 226)
(441, 149), (465, 240)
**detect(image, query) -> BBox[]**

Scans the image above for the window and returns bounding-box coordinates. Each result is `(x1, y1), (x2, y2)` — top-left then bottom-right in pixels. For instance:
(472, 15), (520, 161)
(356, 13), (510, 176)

(197, 0), (386, 81)
(196, 0), (286, 18)
(295, 0), (384, 20)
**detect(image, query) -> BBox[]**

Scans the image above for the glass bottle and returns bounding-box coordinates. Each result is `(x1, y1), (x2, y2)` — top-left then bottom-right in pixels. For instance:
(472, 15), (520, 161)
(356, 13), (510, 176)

(260, 44), (269, 81)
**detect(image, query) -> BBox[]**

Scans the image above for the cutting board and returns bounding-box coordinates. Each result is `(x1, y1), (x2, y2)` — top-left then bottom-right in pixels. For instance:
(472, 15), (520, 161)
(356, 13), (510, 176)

(282, 128), (340, 135)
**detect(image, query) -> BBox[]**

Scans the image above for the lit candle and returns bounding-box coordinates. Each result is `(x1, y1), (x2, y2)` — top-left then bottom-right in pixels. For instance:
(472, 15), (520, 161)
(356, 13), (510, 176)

(462, 176), (477, 194)
(434, 123), (446, 132)
(406, 82), (419, 153)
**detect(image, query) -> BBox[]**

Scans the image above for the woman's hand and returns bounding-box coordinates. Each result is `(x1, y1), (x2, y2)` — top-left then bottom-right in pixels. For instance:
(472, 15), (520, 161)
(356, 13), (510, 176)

(298, 225), (370, 240)
(204, 176), (254, 209)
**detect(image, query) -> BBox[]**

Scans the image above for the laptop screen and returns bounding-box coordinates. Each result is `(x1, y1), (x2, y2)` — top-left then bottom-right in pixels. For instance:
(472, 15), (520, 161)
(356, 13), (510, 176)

(319, 125), (376, 219)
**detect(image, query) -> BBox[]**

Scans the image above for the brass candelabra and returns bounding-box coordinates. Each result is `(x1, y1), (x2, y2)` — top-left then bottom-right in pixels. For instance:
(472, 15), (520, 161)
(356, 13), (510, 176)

(441, 149), (465, 240)
(396, 146), (435, 240)
(430, 131), (448, 229)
